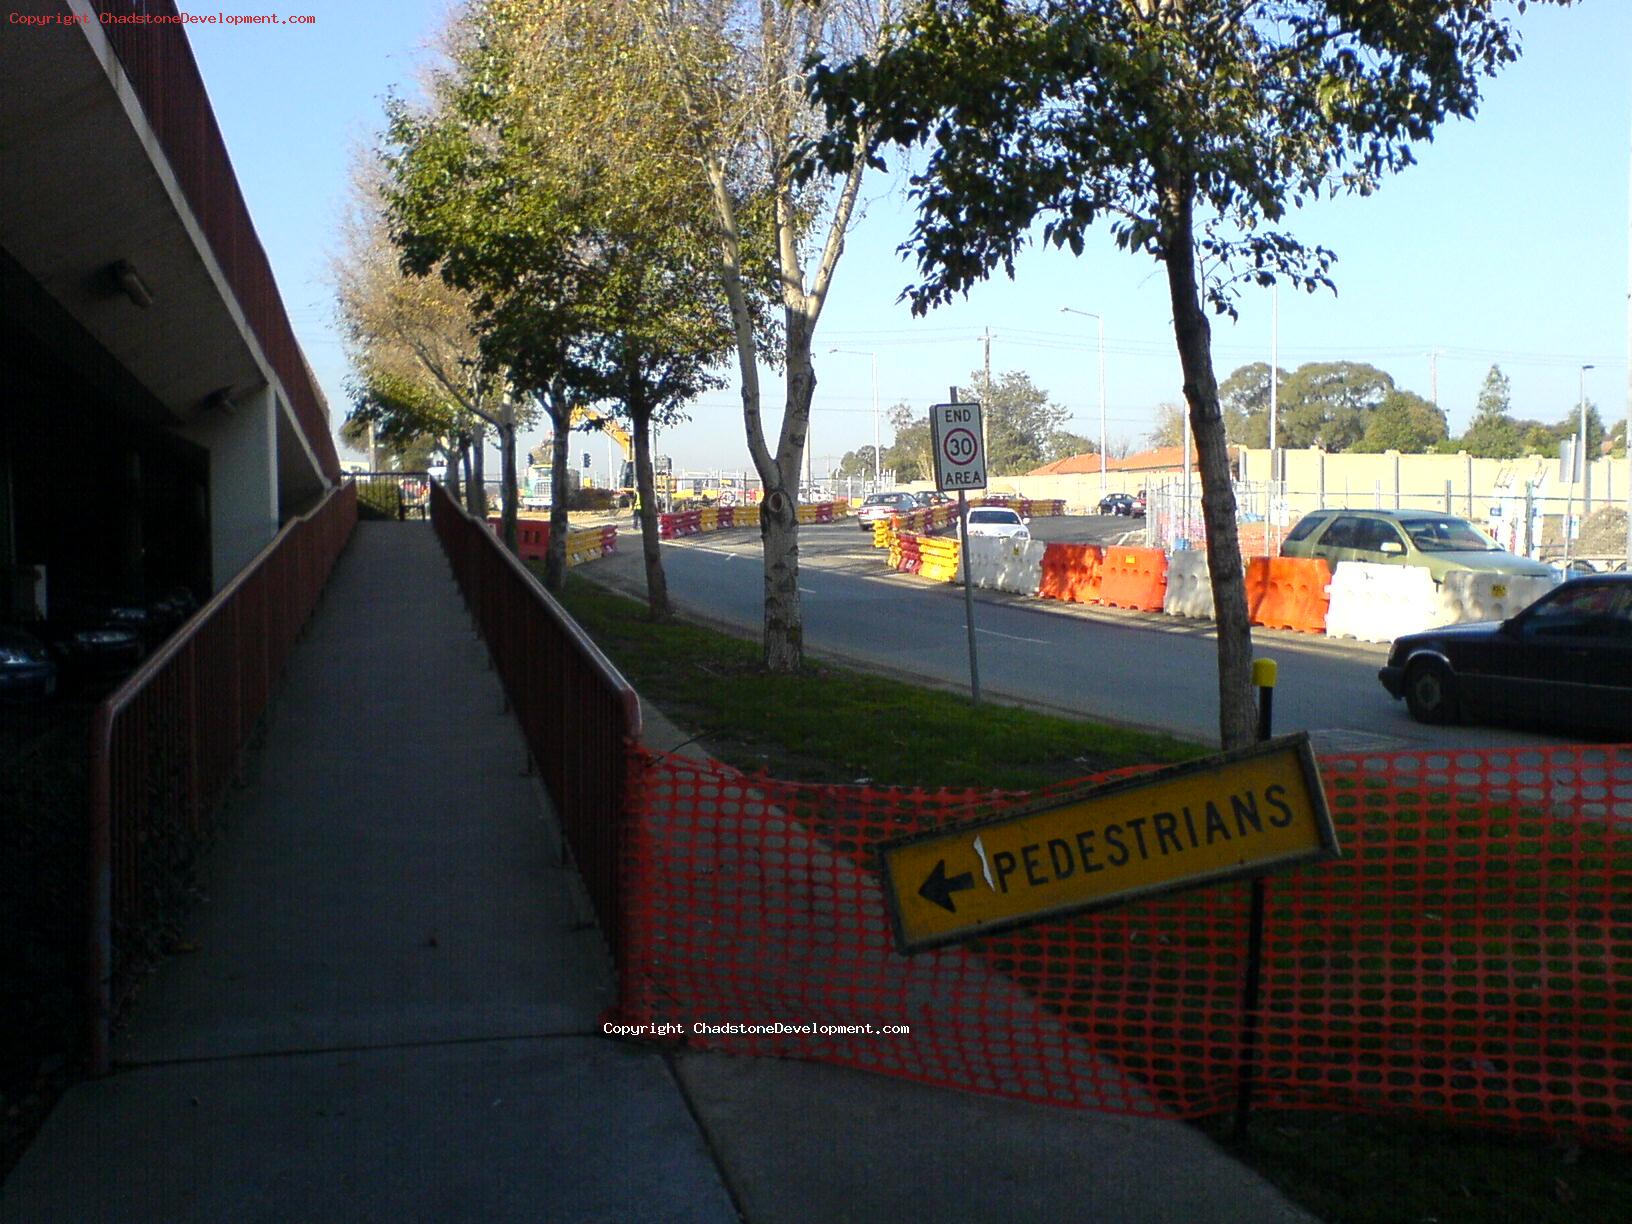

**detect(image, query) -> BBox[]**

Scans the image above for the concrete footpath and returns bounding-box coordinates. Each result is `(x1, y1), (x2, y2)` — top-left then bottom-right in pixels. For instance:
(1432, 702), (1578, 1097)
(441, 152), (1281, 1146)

(1, 522), (1315, 1223)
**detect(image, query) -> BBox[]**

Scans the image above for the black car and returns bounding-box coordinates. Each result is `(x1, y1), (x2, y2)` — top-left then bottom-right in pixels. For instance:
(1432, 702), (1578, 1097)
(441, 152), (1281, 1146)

(38, 603), (145, 682)
(1097, 493), (1145, 517)
(1379, 574), (1632, 732)
(0, 626), (58, 702)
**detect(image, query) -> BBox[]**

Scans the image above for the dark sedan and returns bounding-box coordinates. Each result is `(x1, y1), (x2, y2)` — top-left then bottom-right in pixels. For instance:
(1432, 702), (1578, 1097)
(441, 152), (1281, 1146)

(1379, 574), (1632, 733)
(0, 626), (58, 702)
(1097, 493), (1145, 517)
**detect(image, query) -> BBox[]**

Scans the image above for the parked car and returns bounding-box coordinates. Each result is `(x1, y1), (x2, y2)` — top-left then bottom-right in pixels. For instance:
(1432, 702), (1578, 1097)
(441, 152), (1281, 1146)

(38, 603), (145, 681)
(1280, 509), (1552, 584)
(964, 506), (1031, 541)
(1378, 574), (1632, 731)
(0, 626), (58, 702)
(856, 491), (920, 530)
(144, 586), (200, 642)
(1097, 492), (1146, 517)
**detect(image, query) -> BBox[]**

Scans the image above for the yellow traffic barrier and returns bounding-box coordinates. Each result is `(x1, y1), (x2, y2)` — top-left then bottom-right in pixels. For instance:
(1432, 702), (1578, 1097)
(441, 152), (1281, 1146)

(698, 506), (720, 533)
(564, 526), (608, 566)
(917, 535), (961, 583)
(873, 520), (895, 549)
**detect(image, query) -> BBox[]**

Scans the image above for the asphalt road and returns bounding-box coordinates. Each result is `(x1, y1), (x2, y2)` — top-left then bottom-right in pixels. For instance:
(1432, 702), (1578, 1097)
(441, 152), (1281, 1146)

(601, 516), (1567, 754)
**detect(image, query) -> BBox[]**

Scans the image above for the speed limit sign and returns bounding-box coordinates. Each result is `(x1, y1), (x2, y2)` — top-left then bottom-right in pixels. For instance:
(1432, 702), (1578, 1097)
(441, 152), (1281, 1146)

(930, 401), (986, 492)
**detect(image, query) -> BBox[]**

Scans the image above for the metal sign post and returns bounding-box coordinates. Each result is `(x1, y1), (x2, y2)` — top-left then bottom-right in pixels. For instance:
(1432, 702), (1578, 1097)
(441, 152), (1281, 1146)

(1234, 657), (1279, 1140)
(932, 390), (987, 705)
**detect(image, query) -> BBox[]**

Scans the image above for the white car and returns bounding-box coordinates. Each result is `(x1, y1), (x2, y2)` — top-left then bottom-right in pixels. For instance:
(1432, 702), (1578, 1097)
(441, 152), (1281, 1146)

(964, 507), (1031, 540)
(856, 491), (920, 530)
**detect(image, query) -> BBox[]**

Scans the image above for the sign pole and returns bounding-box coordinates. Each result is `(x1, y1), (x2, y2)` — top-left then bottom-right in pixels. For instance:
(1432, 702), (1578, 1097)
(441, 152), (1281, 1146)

(958, 487), (981, 705)
(1234, 657), (1278, 1140)
(934, 384), (984, 707)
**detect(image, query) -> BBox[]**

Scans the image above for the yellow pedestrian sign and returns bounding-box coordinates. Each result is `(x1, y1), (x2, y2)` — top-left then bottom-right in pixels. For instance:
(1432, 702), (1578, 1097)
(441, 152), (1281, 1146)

(877, 733), (1338, 953)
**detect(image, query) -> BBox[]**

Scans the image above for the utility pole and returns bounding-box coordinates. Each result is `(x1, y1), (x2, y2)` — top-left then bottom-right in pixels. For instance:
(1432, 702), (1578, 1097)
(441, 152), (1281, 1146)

(982, 327), (993, 468)
(1269, 284), (1278, 476)
(1059, 307), (1109, 496)
(1580, 364), (1595, 518)
(1427, 348), (1441, 411)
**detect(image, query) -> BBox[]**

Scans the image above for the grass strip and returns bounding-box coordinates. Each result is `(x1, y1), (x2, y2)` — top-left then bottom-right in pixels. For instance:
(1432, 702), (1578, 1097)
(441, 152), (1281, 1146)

(554, 568), (1630, 1222)
(554, 571), (1201, 789)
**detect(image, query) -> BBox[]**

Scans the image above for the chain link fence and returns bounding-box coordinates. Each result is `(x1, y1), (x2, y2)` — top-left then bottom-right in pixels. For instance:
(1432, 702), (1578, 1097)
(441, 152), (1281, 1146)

(1144, 475), (1630, 572)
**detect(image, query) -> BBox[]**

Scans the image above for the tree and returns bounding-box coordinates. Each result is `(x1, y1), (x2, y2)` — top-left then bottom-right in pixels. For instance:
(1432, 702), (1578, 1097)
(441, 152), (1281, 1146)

(1217, 363), (1284, 448)
(1554, 400), (1606, 462)
(474, 0), (751, 619)
(834, 445), (882, 480)
(1352, 390), (1447, 453)
(647, 0), (895, 671)
(966, 369), (1069, 474)
(1459, 364), (1523, 458)
(1521, 422), (1561, 459)
(885, 402), (933, 482)
(808, 0), (1569, 748)
(1148, 401), (1187, 450)
(1475, 363), (1512, 418)
(333, 171), (512, 518)
(1274, 362), (1397, 451)
(384, 0), (707, 592)
(381, 3), (597, 580)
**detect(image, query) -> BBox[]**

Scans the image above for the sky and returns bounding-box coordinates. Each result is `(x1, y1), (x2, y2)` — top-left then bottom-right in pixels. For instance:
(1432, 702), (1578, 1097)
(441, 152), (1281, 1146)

(183, 1), (1631, 489)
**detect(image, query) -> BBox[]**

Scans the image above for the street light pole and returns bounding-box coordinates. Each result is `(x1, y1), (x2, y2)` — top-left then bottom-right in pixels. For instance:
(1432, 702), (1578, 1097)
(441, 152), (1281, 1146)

(1581, 363), (1595, 519)
(1269, 285), (1278, 464)
(829, 347), (882, 492)
(1060, 307), (1108, 497)
(871, 351), (880, 489)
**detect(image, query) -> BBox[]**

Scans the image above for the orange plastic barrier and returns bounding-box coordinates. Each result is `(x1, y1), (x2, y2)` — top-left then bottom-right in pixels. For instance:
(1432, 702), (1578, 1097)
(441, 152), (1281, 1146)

(489, 516), (551, 560)
(1095, 547), (1168, 612)
(1038, 543), (1102, 604)
(1245, 556), (1331, 633)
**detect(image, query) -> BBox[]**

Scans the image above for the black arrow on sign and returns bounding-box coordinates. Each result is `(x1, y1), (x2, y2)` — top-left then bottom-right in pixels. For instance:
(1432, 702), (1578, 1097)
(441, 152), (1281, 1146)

(919, 859), (976, 913)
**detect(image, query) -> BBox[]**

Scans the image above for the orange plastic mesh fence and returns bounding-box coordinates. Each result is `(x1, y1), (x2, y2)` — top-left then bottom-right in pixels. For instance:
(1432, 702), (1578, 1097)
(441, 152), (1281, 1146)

(616, 744), (1632, 1145)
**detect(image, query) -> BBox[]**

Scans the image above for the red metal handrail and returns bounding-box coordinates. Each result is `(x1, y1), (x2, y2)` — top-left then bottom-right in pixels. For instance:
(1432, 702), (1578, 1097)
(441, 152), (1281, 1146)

(428, 481), (641, 962)
(84, 483), (357, 1073)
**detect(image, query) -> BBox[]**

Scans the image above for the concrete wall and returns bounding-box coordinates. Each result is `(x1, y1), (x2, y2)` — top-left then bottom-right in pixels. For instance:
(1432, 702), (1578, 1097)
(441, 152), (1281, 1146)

(1236, 447), (1631, 519)
(911, 448), (1632, 528)
(181, 386), (278, 590)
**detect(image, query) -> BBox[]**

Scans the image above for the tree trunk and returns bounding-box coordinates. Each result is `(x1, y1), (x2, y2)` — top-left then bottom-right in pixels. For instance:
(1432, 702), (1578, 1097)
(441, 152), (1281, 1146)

(630, 397), (671, 620)
(542, 384), (571, 592)
(759, 484), (801, 670)
(498, 406), (518, 554)
(445, 440), (462, 504)
(1161, 173), (1257, 751)
(461, 442), (475, 513)
(760, 318), (815, 672)
(468, 424), (487, 517)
